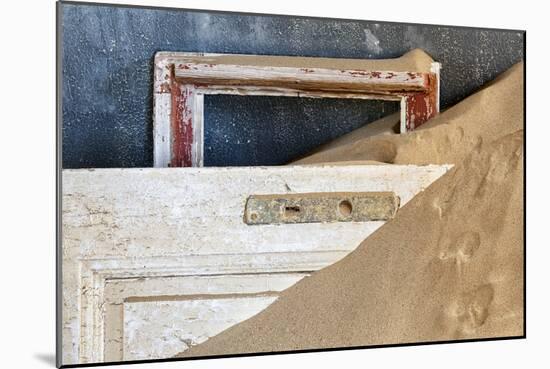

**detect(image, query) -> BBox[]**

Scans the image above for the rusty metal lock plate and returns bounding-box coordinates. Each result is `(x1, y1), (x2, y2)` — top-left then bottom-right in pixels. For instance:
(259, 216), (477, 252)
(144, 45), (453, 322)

(244, 192), (399, 225)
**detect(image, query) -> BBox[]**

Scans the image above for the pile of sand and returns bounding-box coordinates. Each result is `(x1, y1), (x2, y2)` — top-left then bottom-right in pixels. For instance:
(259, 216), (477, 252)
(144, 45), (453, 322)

(177, 60), (524, 357)
(296, 63), (523, 167)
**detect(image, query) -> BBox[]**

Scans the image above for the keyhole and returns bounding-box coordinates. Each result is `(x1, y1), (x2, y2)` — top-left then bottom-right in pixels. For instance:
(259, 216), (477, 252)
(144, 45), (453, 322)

(284, 205), (301, 217)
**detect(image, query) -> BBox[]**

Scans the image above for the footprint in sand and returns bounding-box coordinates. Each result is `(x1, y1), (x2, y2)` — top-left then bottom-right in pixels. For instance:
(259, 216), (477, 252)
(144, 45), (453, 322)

(439, 231), (481, 267)
(431, 192), (454, 219)
(450, 284), (495, 334)
(475, 140), (522, 198)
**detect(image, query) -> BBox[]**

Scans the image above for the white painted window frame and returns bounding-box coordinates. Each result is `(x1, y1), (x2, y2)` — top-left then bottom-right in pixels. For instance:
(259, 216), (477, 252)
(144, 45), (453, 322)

(153, 52), (440, 168)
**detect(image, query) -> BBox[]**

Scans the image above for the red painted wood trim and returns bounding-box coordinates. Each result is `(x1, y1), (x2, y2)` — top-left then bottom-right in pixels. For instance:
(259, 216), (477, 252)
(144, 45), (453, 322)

(403, 74), (438, 131)
(170, 80), (194, 167)
(173, 63), (431, 94)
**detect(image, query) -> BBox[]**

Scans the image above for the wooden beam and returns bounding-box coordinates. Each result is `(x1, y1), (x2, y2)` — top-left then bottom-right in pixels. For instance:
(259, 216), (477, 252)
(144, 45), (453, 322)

(173, 62), (431, 93)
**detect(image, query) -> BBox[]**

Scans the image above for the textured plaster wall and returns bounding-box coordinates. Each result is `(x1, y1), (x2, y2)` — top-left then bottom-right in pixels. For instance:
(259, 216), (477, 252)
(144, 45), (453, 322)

(61, 3), (524, 168)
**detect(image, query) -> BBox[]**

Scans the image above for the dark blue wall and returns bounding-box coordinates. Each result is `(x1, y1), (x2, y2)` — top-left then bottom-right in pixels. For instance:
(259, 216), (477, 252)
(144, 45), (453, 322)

(203, 96), (397, 166)
(61, 2), (524, 168)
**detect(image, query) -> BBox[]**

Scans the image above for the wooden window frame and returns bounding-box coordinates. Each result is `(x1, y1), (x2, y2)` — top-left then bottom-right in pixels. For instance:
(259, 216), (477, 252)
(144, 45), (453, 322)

(153, 52), (441, 167)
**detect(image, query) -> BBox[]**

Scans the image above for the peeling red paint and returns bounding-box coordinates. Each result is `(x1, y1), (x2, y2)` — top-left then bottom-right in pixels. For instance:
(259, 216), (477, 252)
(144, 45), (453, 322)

(191, 82), (211, 88)
(347, 70), (370, 77)
(402, 74), (437, 131)
(158, 82), (171, 93)
(343, 70), (392, 79)
(170, 81), (193, 167)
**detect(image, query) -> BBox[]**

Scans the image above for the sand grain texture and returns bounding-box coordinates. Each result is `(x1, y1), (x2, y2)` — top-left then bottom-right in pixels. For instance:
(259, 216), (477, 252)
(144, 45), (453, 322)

(177, 60), (524, 357)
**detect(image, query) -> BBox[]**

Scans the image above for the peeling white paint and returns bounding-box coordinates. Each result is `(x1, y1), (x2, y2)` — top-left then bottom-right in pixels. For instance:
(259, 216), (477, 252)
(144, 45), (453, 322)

(124, 296), (279, 360)
(61, 164), (451, 364)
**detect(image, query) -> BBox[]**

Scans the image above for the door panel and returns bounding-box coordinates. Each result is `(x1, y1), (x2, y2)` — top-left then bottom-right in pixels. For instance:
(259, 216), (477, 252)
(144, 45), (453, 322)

(61, 164), (450, 364)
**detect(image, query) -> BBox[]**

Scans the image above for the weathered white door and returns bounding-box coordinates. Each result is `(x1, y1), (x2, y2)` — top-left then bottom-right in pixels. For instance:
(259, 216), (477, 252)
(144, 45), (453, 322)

(61, 164), (449, 364)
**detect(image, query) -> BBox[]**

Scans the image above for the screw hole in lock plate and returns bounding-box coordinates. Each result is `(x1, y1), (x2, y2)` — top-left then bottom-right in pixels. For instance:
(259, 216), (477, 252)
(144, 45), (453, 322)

(338, 200), (353, 217)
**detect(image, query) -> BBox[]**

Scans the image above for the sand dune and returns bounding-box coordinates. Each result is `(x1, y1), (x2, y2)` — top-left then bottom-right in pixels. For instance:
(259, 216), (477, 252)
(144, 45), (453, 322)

(177, 60), (524, 357)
